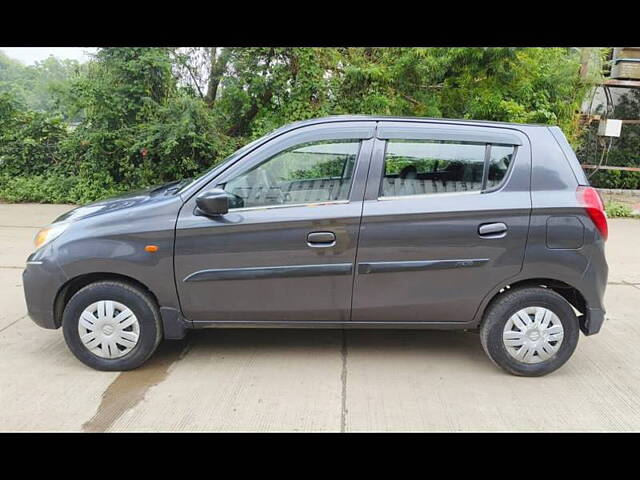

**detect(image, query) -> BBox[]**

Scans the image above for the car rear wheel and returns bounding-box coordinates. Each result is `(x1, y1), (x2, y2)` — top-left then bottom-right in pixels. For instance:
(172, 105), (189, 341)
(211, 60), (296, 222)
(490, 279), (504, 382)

(62, 281), (162, 371)
(480, 287), (580, 377)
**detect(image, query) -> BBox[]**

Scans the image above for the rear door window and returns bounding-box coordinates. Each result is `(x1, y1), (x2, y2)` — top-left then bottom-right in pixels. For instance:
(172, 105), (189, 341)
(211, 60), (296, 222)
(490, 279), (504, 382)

(380, 139), (515, 198)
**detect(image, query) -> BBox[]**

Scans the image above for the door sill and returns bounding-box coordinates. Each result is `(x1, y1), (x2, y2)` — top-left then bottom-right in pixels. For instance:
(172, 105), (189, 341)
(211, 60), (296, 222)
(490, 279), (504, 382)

(189, 320), (474, 330)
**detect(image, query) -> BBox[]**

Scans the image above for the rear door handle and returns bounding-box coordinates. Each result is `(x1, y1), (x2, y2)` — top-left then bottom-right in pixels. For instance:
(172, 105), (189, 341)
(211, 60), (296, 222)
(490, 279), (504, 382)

(307, 231), (336, 247)
(478, 222), (507, 238)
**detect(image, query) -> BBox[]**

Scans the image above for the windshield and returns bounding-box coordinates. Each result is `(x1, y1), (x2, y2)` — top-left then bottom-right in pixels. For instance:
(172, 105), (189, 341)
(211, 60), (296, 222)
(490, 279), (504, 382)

(176, 134), (272, 194)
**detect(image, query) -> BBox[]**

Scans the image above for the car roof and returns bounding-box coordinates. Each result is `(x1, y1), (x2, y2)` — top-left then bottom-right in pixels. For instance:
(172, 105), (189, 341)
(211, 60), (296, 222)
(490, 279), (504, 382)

(276, 115), (551, 131)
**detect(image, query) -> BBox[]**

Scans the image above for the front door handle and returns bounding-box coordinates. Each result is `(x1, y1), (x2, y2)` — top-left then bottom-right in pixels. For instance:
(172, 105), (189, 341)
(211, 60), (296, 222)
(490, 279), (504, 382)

(478, 222), (507, 238)
(307, 231), (336, 247)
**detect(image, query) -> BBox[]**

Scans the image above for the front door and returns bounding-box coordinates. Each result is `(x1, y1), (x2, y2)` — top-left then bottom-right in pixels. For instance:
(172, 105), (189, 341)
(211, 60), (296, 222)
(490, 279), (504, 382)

(174, 122), (375, 323)
(351, 121), (532, 324)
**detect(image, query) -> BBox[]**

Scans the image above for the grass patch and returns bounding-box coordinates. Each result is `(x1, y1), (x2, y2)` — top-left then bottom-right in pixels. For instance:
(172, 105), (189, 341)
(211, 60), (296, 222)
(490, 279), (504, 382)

(605, 201), (638, 218)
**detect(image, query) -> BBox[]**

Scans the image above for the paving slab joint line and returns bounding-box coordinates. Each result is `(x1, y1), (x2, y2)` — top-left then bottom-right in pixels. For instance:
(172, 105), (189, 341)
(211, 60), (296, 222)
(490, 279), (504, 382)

(0, 315), (27, 334)
(340, 330), (348, 433)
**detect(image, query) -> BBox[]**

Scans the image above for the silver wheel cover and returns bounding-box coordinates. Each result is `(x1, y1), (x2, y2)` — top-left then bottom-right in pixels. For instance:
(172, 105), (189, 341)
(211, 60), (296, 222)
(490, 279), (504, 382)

(77, 300), (140, 359)
(502, 306), (564, 364)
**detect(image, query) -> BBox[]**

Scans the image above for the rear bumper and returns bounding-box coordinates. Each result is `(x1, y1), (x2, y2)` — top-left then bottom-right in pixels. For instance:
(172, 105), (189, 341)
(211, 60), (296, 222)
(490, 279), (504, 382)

(22, 259), (67, 329)
(581, 308), (605, 336)
(577, 244), (608, 336)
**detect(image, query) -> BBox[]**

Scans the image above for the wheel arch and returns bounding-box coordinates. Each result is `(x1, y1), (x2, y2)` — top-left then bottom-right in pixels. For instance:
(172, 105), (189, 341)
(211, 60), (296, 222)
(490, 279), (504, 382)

(475, 277), (588, 329)
(53, 272), (160, 328)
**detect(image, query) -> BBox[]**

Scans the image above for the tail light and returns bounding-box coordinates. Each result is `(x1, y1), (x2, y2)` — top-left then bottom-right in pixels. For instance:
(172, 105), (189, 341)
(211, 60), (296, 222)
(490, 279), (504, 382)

(576, 186), (608, 241)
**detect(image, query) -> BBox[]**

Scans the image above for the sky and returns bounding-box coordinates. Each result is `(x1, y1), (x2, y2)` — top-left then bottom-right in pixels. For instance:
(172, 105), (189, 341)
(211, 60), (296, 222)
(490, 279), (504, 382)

(0, 47), (97, 65)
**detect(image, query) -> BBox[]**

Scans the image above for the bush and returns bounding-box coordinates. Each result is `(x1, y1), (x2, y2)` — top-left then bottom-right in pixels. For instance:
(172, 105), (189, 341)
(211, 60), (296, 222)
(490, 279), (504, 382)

(0, 173), (123, 204)
(589, 170), (640, 190)
(0, 95), (69, 178)
(605, 201), (635, 218)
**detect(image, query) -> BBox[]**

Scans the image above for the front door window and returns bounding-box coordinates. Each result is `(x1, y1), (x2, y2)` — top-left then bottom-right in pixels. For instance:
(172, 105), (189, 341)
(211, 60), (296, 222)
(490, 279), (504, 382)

(222, 139), (361, 209)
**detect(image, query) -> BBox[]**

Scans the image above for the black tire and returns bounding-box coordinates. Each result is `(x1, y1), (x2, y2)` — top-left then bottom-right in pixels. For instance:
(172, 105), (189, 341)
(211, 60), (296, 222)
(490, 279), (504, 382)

(480, 287), (579, 377)
(62, 281), (162, 371)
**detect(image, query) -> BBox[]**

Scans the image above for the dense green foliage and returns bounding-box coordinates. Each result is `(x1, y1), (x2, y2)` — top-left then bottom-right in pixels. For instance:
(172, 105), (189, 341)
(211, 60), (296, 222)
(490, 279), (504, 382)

(0, 47), (600, 204)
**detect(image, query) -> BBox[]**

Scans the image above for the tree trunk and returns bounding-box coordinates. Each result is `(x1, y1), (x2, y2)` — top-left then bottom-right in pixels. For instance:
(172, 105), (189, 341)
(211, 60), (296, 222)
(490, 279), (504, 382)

(205, 47), (231, 107)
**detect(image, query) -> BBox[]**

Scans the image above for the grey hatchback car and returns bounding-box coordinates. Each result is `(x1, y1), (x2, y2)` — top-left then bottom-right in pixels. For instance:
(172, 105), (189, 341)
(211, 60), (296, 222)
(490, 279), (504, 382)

(23, 116), (608, 376)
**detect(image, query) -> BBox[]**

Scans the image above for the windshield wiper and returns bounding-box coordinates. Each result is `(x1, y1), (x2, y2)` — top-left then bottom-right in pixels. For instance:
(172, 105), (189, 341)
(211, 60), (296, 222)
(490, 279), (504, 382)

(148, 179), (191, 195)
(164, 178), (192, 194)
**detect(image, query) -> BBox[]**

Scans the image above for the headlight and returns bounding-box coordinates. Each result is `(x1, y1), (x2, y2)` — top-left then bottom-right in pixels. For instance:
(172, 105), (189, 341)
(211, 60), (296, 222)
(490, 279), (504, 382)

(34, 223), (70, 250)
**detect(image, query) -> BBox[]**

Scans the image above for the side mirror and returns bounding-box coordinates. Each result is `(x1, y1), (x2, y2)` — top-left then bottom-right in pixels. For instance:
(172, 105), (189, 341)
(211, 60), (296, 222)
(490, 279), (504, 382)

(196, 188), (230, 216)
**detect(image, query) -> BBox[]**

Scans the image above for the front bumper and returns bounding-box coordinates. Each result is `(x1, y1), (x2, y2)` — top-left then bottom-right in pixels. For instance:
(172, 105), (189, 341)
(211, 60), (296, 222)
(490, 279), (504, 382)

(22, 259), (67, 329)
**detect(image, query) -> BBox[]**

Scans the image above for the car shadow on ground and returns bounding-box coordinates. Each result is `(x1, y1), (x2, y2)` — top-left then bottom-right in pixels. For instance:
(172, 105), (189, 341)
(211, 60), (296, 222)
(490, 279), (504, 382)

(177, 328), (488, 365)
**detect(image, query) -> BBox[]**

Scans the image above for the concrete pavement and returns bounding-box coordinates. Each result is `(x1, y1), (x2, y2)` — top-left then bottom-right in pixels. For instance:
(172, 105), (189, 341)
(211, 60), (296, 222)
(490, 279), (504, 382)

(1, 203), (639, 431)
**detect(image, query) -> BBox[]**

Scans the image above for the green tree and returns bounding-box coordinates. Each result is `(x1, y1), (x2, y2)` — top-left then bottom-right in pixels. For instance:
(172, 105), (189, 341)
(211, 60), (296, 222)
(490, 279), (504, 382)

(0, 47), (602, 204)
(0, 51), (81, 119)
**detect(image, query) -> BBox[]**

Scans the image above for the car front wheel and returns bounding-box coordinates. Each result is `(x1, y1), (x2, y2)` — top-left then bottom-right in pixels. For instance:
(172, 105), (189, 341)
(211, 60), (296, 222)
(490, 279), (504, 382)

(62, 280), (162, 371)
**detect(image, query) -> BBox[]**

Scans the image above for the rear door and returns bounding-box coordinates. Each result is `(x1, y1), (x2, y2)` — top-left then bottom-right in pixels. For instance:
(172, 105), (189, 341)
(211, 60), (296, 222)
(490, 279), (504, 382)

(351, 121), (532, 323)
